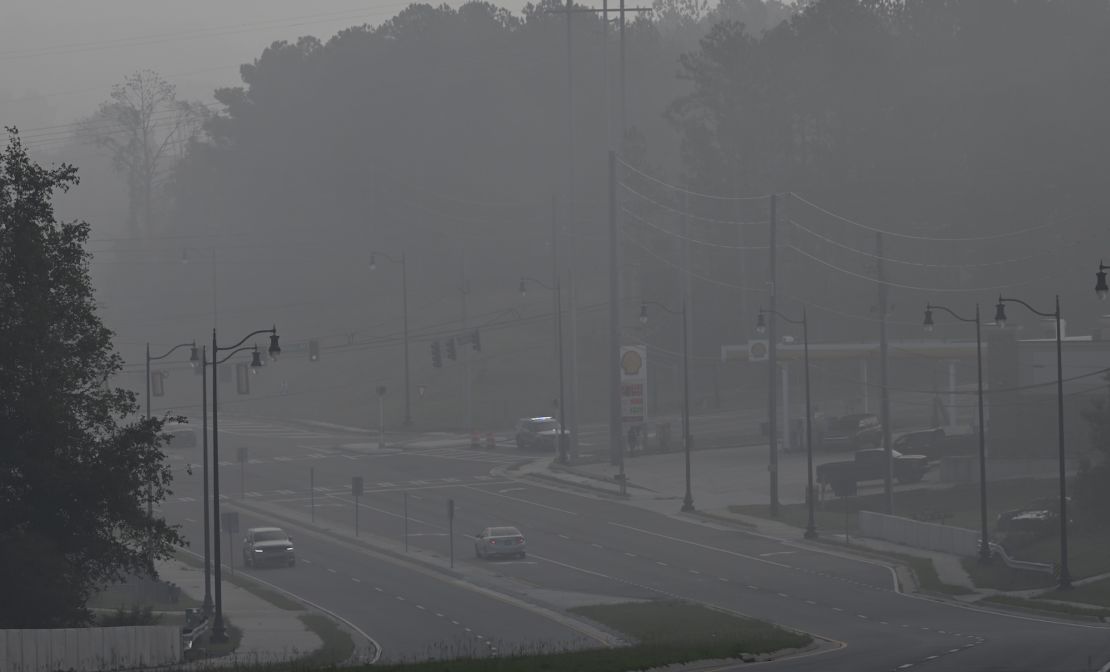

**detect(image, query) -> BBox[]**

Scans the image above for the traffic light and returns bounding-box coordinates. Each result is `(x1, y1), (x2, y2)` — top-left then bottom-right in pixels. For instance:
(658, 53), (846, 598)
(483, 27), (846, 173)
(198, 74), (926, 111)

(472, 329), (481, 352)
(309, 339), (320, 362)
(151, 371), (165, 397)
(431, 340), (442, 368)
(445, 338), (457, 361)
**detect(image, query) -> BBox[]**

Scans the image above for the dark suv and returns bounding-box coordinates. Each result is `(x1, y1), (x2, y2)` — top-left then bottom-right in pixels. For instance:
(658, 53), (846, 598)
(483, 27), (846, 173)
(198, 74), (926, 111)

(821, 413), (882, 451)
(242, 526), (295, 568)
(514, 417), (563, 451)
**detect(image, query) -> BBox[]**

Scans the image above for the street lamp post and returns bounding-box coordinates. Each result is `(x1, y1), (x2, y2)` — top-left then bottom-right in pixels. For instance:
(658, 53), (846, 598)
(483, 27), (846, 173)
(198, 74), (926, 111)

(370, 251), (412, 426)
(377, 385), (387, 450)
(521, 276), (568, 463)
(210, 326), (280, 641)
(198, 346), (213, 617)
(757, 307), (815, 538)
(144, 341), (199, 560)
(640, 300), (694, 513)
(924, 303), (991, 564)
(994, 296), (1070, 590)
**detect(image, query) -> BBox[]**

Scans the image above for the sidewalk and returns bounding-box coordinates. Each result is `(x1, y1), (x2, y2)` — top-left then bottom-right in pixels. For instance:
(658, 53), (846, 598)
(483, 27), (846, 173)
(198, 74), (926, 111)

(157, 556), (321, 665)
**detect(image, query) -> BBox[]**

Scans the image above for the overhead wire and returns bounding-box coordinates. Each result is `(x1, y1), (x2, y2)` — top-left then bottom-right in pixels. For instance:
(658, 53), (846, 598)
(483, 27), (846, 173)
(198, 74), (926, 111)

(619, 180), (768, 227)
(790, 192), (1058, 242)
(616, 156), (771, 202)
(621, 205), (769, 250)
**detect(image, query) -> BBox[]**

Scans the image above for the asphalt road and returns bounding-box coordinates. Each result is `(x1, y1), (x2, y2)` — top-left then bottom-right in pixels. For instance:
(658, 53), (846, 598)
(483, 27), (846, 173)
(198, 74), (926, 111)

(161, 415), (1110, 671)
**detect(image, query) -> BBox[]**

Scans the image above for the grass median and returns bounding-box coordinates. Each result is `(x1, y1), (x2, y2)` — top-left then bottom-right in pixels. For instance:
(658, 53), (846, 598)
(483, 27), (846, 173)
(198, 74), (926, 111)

(359, 600), (810, 672)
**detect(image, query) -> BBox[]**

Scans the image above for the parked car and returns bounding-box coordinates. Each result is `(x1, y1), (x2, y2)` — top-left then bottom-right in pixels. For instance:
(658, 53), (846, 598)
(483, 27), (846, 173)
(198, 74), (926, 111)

(892, 427), (976, 461)
(242, 527), (296, 568)
(820, 413), (882, 451)
(996, 497), (1072, 535)
(514, 417), (566, 451)
(163, 422), (198, 449)
(474, 526), (527, 560)
(816, 448), (930, 496)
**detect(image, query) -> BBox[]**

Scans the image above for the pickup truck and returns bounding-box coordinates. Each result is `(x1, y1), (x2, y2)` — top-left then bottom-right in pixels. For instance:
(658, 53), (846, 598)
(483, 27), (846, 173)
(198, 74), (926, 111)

(816, 448), (930, 496)
(892, 427), (976, 461)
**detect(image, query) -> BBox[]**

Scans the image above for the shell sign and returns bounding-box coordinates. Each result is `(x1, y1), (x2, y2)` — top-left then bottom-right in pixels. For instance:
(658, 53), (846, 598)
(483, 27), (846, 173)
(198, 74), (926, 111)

(620, 345), (647, 425)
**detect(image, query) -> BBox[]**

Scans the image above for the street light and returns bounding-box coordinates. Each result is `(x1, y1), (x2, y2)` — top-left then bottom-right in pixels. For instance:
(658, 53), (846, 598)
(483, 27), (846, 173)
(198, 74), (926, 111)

(924, 303), (991, 564)
(370, 251), (412, 426)
(641, 299), (694, 513)
(757, 307), (815, 539)
(1095, 261), (1108, 300)
(144, 341), (199, 562)
(521, 276), (569, 464)
(994, 295), (1070, 589)
(210, 326), (279, 641)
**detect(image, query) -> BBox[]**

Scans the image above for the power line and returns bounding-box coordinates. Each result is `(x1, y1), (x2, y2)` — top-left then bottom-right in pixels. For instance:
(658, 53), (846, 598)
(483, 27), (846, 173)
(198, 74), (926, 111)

(787, 217), (1065, 270)
(790, 192), (1057, 242)
(616, 156), (770, 202)
(619, 180), (767, 227)
(785, 243), (1060, 294)
(622, 206), (768, 250)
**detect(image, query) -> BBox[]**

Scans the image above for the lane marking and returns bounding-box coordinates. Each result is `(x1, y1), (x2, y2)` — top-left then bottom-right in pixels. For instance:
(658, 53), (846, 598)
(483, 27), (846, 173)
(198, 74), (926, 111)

(327, 568), (337, 574)
(758, 551), (797, 557)
(498, 488), (526, 494)
(352, 578), (361, 583)
(608, 522), (791, 569)
(176, 547), (381, 663)
(463, 485), (579, 515)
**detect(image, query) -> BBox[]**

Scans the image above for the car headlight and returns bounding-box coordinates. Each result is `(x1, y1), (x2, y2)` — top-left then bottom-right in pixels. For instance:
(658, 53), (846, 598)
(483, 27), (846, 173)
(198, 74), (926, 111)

(285, 546), (294, 551)
(254, 549), (264, 553)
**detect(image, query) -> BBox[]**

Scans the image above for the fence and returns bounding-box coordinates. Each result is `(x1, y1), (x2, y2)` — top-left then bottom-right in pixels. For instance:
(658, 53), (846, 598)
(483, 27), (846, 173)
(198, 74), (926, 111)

(1, 626), (181, 672)
(858, 510), (983, 557)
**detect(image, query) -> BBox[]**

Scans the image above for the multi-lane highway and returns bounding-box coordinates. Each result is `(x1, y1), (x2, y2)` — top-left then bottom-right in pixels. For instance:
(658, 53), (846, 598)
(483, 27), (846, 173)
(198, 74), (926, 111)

(160, 415), (1110, 670)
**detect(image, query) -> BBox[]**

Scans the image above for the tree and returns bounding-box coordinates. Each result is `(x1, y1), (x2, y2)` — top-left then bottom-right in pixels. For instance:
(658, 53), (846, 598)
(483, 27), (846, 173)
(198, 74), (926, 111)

(78, 70), (208, 236)
(0, 129), (183, 628)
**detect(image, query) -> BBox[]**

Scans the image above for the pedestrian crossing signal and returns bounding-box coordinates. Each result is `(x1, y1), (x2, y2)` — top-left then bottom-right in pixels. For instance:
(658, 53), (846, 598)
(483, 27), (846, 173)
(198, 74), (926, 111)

(446, 338), (457, 361)
(309, 339), (320, 362)
(431, 340), (443, 368)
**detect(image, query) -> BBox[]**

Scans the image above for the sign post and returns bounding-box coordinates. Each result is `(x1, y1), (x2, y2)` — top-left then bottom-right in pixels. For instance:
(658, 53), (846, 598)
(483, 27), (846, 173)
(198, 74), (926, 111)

(237, 446), (247, 499)
(352, 477), (364, 537)
(447, 498), (455, 568)
(221, 511), (239, 575)
(310, 467), (315, 523)
(620, 345), (648, 461)
(403, 492), (409, 553)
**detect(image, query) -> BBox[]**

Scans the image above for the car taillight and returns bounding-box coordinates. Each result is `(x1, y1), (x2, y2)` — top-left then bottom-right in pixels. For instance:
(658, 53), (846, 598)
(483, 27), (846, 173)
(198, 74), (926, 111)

(489, 539), (497, 544)
(515, 537), (524, 544)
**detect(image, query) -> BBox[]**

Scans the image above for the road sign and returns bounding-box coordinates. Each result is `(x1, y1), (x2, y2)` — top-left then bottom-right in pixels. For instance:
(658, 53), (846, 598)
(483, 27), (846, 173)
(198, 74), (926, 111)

(352, 476), (364, 497)
(221, 511), (239, 534)
(620, 345), (647, 426)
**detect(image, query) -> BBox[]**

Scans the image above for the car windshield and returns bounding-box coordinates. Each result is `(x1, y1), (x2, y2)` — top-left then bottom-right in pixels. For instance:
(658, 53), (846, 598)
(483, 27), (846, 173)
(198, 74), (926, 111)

(490, 527), (521, 537)
(530, 420), (559, 432)
(254, 530), (289, 542)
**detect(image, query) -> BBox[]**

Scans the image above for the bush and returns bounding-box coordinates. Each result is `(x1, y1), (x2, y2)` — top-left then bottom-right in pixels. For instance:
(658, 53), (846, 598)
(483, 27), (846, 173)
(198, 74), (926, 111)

(99, 604), (162, 626)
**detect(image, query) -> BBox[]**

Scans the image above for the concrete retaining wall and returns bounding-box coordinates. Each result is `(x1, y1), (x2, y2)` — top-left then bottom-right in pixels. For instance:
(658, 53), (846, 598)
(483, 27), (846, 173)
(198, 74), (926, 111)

(0, 626), (181, 672)
(858, 510), (982, 557)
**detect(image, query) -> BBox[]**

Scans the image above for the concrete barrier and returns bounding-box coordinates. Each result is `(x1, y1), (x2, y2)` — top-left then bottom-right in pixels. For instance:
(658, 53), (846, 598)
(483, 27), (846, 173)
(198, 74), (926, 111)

(1, 625), (181, 672)
(858, 510), (983, 557)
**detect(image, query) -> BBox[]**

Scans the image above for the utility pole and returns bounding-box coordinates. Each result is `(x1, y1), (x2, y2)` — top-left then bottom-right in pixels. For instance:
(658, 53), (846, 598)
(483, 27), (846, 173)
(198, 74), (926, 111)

(767, 194), (779, 517)
(461, 250), (472, 435)
(609, 151), (625, 494)
(876, 232), (894, 513)
(681, 189), (692, 426)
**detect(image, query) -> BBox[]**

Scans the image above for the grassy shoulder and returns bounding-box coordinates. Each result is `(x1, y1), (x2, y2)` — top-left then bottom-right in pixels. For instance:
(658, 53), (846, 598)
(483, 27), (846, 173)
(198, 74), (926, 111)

(292, 613), (357, 667)
(959, 558), (1054, 591)
(365, 600), (810, 672)
(1036, 576), (1110, 609)
(981, 595), (1110, 620)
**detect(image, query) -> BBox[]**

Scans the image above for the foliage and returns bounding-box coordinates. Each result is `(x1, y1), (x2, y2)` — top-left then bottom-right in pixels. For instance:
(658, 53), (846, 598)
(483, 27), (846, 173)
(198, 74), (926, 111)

(98, 604), (163, 626)
(0, 129), (183, 628)
(77, 70), (208, 236)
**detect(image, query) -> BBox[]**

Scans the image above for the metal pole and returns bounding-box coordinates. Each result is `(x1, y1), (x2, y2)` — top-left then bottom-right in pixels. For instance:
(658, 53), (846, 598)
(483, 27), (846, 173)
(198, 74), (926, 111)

(619, 0), (626, 143)
(877, 232), (894, 514)
(767, 195), (779, 516)
(210, 329), (226, 642)
(200, 346), (212, 616)
(355, 492), (360, 537)
(144, 343), (153, 560)
(608, 151), (626, 495)
(449, 506), (454, 569)
(803, 310), (817, 539)
(145, 343), (151, 420)
(461, 251), (472, 435)
(403, 492), (409, 552)
(1055, 296), (1071, 589)
(553, 196), (569, 462)
(974, 305), (990, 563)
(239, 448), (245, 499)
(379, 393), (385, 450)
(681, 299), (694, 512)
(402, 252), (412, 426)
(310, 467), (315, 524)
